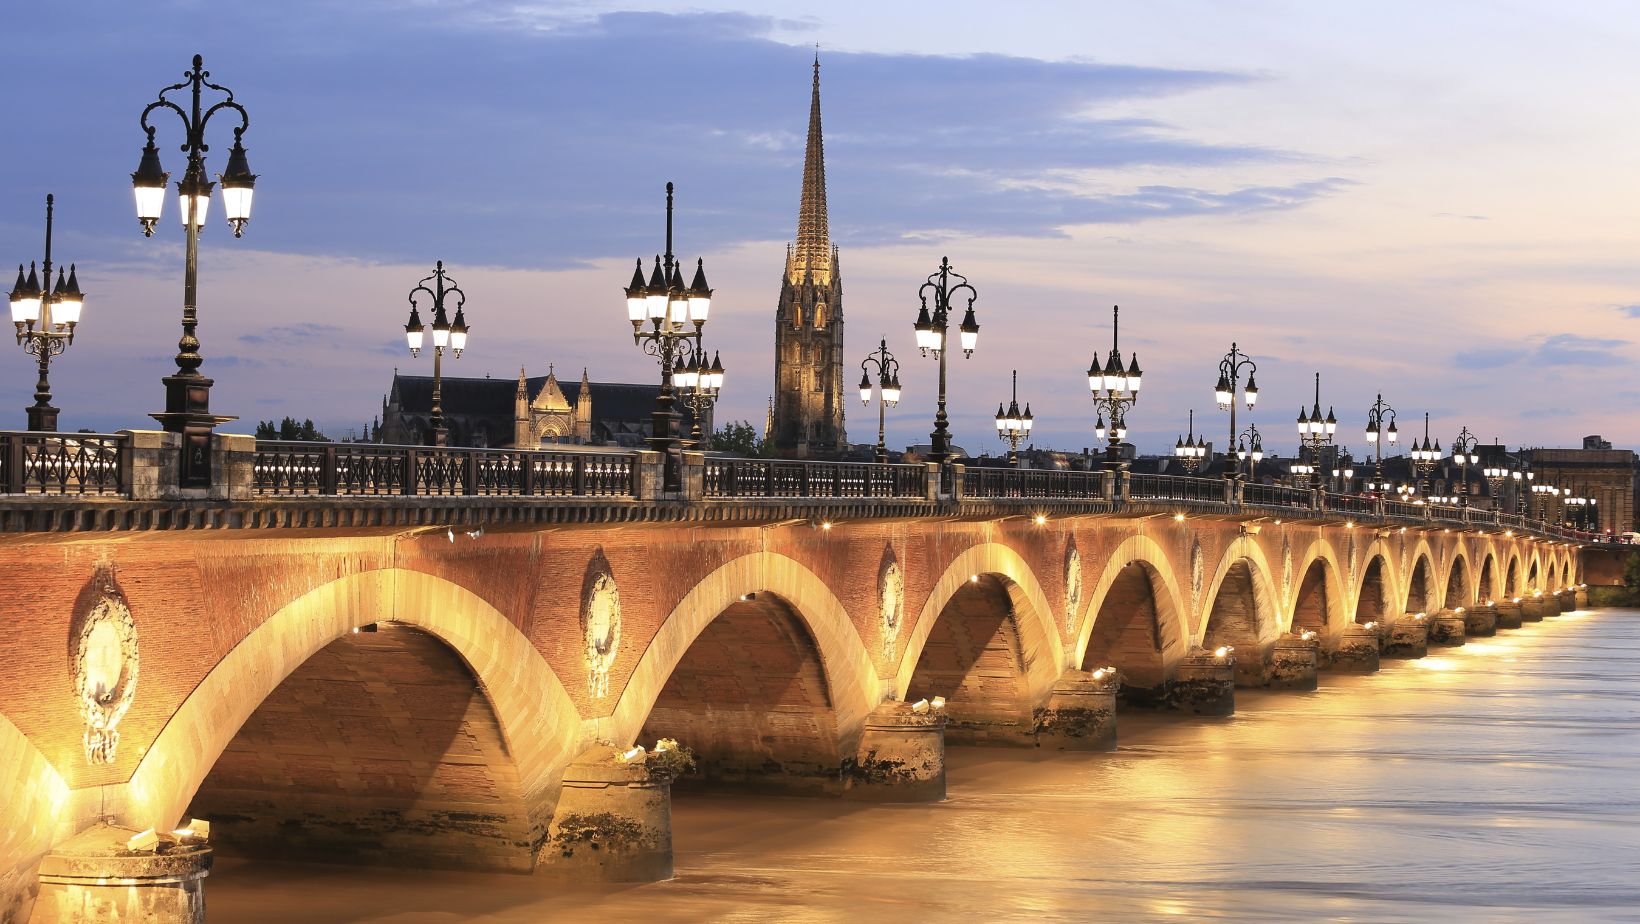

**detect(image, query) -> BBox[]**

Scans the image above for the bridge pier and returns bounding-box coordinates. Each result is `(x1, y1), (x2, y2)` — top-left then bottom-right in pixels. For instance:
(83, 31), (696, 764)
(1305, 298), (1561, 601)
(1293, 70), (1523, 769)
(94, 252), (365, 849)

(1576, 586), (1589, 609)
(1033, 669), (1118, 750)
(845, 701), (947, 802)
(1383, 616), (1429, 659)
(1266, 634), (1320, 691)
(1463, 604), (1497, 637)
(1494, 599), (1525, 629)
(1521, 596), (1546, 621)
(1168, 650), (1236, 716)
(1323, 624), (1381, 673)
(1550, 590), (1569, 615)
(28, 824), (210, 924)
(1427, 609), (1467, 646)
(538, 746), (672, 883)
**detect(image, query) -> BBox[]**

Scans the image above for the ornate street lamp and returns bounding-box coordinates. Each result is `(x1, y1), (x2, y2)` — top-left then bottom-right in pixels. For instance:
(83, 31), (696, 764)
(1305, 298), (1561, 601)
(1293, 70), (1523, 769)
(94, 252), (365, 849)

(993, 370), (1033, 467)
(1449, 426), (1479, 507)
(1531, 480), (1561, 524)
(859, 338), (902, 464)
(1212, 343), (1258, 478)
(622, 182), (714, 492)
(1088, 305), (1141, 472)
(1409, 412), (1441, 491)
(1294, 372), (1335, 488)
(1513, 467), (1534, 515)
(1234, 423), (1264, 480)
(1363, 392), (1399, 491)
(1174, 409), (1208, 474)
(1289, 459), (1315, 487)
(9, 195), (85, 431)
(914, 257), (979, 465)
(675, 341), (725, 448)
(132, 54), (257, 487)
(1482, 454), (1512, 511)
(1330, 448), (1356, 494)
(402, 262), (469, 447)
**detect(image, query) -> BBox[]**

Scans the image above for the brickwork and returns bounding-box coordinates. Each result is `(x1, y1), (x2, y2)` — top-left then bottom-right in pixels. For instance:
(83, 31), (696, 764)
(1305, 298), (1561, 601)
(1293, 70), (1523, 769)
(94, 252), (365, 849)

(1405, 557), (1434, 613)
(1083, 566), (1168, 687)
(1444, 558), (1469, 609)
(1292, 561), (1333, 632)
(188, 624), (534, 871)
(1358, 557), (1390, 623)
(907, 576), (1030, 743)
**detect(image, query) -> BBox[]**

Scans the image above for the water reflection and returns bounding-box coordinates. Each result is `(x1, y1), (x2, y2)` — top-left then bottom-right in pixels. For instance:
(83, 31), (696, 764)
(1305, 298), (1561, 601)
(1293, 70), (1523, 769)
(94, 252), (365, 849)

(210, 609), (1640, 923)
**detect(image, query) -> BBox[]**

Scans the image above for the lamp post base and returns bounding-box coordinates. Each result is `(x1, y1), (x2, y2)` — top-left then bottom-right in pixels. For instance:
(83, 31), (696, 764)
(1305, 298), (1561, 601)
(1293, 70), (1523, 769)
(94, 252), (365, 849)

(26, 403), (59, 432)
(151, 373), (235, 489)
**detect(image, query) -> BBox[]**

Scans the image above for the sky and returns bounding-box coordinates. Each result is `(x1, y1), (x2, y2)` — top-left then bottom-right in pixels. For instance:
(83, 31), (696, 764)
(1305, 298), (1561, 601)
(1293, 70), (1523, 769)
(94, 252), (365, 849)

(3, 0), (1638, 456)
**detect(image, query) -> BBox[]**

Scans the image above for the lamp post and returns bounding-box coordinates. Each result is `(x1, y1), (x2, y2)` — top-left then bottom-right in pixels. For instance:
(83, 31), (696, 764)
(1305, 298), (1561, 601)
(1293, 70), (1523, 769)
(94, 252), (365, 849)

(9, 195), (85, 431)
(1449, 426), (1479, 507)
(1212, 343), (1259, 478)
(1512, 467), (1533, 515)
(401, 262), (469, 447)
(131, 55), (257, 488)
(1409, 412), (1441, 492)
(1294, 372), (1335, 488)
(858, 338), (902, 464)
(1362, 393), (1399, 491)
(622, 182), (714, 493)
(913, 257), (979, 466)
(1482, 454), (1511, 511)
(1330, 448), (1356, 494)
(1087, 305), (1141, 472)
(1174, 409), (1208, 474)
(1234, 423), (1264, 480)
(675, 341), (725, 448)
(993, 370), (1033, 467)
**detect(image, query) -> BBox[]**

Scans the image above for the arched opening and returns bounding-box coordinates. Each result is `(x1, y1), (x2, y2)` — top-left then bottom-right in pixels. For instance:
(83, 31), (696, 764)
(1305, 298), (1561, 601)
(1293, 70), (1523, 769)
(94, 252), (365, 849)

(638, 592), (841, 795)
(1405, 556), (1434, 614)
(1528, 560), (1539, 592)
(187, 623), (534, 872)
(1444, 557), (1469, 609)
(1203, 558), (1272, 687)
(1562, 561), (1572, 589)
(1478, 555), (1496, 603)
(1082, 562), (1175, 708)
(1292, 559), (1336, 633)
(1357, 556), (1390, 624)
(1506, 558), (1519, 596)
(906, 574), (1031, 745)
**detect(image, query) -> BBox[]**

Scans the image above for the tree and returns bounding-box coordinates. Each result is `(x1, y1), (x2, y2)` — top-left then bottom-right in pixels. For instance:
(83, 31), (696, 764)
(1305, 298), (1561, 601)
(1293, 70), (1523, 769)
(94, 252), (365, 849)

(1624, 551), (1640, 594)
(255, 416), (329, 441)
(710, 420), (764, 457)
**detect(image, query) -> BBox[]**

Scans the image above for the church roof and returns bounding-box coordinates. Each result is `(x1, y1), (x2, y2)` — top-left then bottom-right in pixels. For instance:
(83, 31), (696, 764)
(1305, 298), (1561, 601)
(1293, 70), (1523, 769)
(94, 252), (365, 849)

(791, 53), (833, 282)
(388, 373), (665, 447)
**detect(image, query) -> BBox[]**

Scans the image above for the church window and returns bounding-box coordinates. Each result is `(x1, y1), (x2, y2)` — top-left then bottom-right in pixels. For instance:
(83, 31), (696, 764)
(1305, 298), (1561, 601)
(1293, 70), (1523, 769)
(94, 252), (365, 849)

(813, 300), (828, 330)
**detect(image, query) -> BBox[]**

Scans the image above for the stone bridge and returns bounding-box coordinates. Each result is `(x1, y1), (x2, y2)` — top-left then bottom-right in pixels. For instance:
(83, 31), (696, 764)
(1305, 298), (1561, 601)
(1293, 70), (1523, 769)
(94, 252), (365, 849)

(0, 432), (1592, 922)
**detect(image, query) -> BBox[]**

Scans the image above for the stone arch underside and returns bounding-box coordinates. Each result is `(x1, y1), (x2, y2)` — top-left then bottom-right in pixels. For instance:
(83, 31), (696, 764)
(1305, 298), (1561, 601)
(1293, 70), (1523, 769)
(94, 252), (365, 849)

(1478, 554), (1497, 604)
(1357, 556), (1391, 624)
(188, 623), (536, 871)
(636, 592), (844, 795)
(906, 574), (1036, 745)
(1292, 558), (1339, 634)
(1444, 555), (1470, 609)
(124, 569), (580, 872)
(1081, 561), (1186, 707)
(1202, 558), (1278, 686)
(1506, 555), (1521, 597)
(1405, 555), (1435, 614)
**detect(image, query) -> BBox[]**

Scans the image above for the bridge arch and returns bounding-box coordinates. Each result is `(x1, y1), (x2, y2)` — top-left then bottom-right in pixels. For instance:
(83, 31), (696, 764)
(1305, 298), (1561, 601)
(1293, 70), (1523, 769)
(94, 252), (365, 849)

(1527, 555), (1541, 593)
(1075, 535), (1190, 696)
(125, 568), (581, 863)
(1505, 551), (1522, 597)
(1477, 551), (1498, 604)
(607, 551), (880, 765)
(1200, 540), (1281, 684)
(896, 542), (1063, 737)
(1443, 552), (1472, 609)
(0, 713), (72, 922)
(1290, 538), (1348, 639)
(1404, 552), (1437, 615)
(1354, 541), (1401, 624)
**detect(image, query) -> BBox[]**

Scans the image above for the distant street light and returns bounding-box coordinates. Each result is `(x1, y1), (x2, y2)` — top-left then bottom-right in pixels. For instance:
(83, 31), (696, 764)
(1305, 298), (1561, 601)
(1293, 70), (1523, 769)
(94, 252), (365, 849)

(1088, 305), (1141, 472)
(993, 370), (1033, 467)
(1330, 448), (1356, 494)
(131, 54), (257, 487)
(8, 195), (84, 431)
(402, 262), (469, 446)
(1449, 426), (1479, 507)
(1410, 412), (1441, 492)
(1212, 343), (1258, 479)
(1234, 423), (1264, 480)
(1362, 393), (1399, 491)
(1174, 409), (1208, 474)
(622, 182), (714, 492)
(858, 338), (902, 464)
(913, 257), (979, 466)
(1294, 372), (1335, 488)
(675, 341), (725, 448)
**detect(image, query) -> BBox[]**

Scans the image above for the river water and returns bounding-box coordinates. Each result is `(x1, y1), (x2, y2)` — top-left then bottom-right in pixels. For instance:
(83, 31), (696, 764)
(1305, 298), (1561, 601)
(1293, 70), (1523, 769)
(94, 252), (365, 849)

(208, 608), (1640, 923)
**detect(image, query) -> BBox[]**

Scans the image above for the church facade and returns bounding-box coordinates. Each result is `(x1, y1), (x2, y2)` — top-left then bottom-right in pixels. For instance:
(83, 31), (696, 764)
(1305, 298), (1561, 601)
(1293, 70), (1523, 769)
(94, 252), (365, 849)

(770, 57), (847, 459)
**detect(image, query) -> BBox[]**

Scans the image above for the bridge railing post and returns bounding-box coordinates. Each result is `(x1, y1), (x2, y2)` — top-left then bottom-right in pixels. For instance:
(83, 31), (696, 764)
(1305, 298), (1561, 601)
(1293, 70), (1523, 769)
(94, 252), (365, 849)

(520, 451), (536, 495)
(3, 433), (22, 494)
(402, 448), (418, 496)
(322, 444), (339, 496)
(1311, 488), (1322, 513)
(681, 451), (705, 501)
(924, 462), (940, 502)
(950, 463), (966, 502)
(634, 450), (664, 499)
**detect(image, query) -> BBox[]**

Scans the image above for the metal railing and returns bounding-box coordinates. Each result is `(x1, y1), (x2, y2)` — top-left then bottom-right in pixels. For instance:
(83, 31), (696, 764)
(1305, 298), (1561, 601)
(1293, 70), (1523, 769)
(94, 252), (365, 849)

(0, 432), (126, 496)
(1243, 482), (1312, 508)
(704, 458), (926, 499)
(1129, 473), (1226, 503)
(1323, 492), (1377, 516)
(253, 442), (637, 497)
(963, 467), (1107, 499)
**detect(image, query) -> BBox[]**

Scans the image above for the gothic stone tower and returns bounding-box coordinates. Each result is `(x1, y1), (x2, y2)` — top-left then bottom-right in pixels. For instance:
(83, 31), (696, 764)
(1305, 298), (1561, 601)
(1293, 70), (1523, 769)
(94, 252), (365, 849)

(772, 57), (846, 458)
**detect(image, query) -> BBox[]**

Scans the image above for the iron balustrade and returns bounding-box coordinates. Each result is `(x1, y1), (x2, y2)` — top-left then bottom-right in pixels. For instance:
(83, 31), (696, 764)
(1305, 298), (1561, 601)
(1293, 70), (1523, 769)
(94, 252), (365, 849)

(704, 457), (926, 499)
(253, 442), (637, 498)
(0, 431), (125, 495)
(1129, 473), (1226, 503)
(1322, 493), (1378, 516)
(1382, 499), (1425, 520)
(1243, 482), (1312, 508)
(963, 467), (1107, 500)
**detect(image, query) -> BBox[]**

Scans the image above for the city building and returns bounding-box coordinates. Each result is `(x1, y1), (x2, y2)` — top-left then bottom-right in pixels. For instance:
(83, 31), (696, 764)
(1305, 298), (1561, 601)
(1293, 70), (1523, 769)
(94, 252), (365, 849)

(1522, 439), (1637, 534)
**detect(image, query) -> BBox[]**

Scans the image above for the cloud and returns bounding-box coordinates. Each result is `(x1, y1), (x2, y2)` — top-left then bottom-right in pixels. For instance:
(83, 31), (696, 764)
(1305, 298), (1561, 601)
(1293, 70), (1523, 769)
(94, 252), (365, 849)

(1618, 304), (1640, 318)
(1455, 334), (1629, 369)
(1453, 346), (1529, 368)
(238, 323), (343, 346)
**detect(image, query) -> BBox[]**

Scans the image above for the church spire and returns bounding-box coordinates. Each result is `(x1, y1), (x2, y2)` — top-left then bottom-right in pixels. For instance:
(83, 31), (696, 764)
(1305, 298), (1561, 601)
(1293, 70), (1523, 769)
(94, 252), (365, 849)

(791, 51), (831, 283)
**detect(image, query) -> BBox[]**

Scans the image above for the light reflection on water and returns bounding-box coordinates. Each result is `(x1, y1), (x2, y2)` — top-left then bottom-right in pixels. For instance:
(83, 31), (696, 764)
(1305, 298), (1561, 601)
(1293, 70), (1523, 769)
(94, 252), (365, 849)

(210, 609), (1640, 923)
